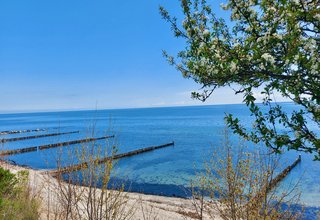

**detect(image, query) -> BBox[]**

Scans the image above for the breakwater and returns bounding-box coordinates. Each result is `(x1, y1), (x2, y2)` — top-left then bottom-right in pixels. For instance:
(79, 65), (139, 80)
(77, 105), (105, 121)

(51, 142), (175, 175)
(0, 131), (79, 143)
(267, 155), (301, 192)
(0, 128), (46, 135)
(0, 135), (114, 156)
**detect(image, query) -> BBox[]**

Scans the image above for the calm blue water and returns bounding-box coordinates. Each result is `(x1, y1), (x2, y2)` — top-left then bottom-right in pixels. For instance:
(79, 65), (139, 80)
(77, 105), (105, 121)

(0, 103), (319, 217)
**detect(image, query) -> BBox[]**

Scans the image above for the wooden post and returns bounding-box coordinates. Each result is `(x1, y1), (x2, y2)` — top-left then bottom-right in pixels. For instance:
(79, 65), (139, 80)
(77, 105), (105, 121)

(250, 155), (302, 205)
(0, 128), (46, 135)
(266, 155), (301, 192)
(0, 131), (79, 143)
(38, 135), (114, 150)
(51, 142), (175, 175)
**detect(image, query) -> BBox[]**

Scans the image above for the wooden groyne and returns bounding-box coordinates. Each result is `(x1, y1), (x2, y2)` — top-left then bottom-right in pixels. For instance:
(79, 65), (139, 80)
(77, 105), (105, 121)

(250, 155), (302, 204)
(111, 142), (174, 160)
(266, 155), (301, 192)
(51, 142), (175, 175)
(0, 131), (79, 143)
(0, 135), (115, 156)
(0, 128), (46, 135)
(1, 147), (38, 156)
(38, 135), (114, 150)
(0, 147), (37, 157)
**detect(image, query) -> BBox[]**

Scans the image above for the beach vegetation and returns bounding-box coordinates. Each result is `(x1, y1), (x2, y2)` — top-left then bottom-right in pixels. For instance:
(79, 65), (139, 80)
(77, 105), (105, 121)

(0, 167), (39, 220)
(45, 133), (136, 220)
(190, 130), (302, 219)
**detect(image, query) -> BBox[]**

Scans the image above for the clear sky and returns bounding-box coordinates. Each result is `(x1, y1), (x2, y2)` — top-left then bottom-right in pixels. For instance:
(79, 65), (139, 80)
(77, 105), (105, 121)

(0, 0), (258, 113)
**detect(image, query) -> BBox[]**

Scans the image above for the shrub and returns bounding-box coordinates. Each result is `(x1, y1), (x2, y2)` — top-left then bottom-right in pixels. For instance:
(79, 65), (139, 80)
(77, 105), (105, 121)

(0, 167), (39, 220)
(190, 130), (302, 220)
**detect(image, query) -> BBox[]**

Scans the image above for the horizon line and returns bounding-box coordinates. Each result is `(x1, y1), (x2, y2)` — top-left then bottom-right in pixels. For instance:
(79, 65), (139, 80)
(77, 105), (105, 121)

(0, 101), (294, 115)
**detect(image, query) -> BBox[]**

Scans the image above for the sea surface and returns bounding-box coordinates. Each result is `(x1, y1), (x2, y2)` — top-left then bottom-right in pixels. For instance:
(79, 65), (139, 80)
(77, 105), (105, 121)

(0, 103), (319, 217)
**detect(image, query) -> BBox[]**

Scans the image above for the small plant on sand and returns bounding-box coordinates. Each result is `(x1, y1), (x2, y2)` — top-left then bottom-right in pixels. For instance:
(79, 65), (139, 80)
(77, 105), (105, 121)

(0, 168), (39, 220)
(190, 130), (302, 220)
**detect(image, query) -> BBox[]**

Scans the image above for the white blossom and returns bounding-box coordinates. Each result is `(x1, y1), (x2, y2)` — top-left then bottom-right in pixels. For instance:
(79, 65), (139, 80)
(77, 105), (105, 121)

(273, 33), (283, 40)
(220, 3), (228, 10)
(269, 7), (276, 12)
(230, 61), (238, 72)
(311, 62), (318, 75)
(259, 63), (265, 70)
(261, 53), (275, 64)
(249, 0), (256, 5)
(203, 29), (210, 37)
(293, 0), (300, 5)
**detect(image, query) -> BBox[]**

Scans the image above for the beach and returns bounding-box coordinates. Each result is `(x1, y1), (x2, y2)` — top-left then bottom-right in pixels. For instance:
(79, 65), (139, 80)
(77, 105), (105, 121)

(0, 160), (220, 220)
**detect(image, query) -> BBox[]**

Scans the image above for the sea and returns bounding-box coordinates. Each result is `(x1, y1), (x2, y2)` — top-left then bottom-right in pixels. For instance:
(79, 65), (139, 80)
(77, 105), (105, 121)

(0, 103), (319, 218)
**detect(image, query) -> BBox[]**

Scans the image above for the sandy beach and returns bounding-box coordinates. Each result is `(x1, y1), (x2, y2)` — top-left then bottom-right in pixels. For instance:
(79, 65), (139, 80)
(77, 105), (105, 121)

(0, 160), (219, 220)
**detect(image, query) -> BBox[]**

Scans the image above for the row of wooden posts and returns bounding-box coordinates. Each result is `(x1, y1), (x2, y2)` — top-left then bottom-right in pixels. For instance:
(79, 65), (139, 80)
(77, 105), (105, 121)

(266, 155), (301, 192)
(0, 135), (115, 156)
(50, 142), (175, 175)
(0, 128), (46, 135)
(0, 128), (300, 192)
(0, 131), (79, 143)
(0, 128), (175, 175)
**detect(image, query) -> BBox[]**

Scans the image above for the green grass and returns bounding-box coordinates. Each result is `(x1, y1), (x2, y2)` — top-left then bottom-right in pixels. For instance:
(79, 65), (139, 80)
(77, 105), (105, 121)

(0, 167), (39, 220)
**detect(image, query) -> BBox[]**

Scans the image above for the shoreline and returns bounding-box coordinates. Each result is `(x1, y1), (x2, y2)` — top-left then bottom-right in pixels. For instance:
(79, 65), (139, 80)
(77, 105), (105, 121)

(1, 160), (319, 219)
(0, 160), (218, 220)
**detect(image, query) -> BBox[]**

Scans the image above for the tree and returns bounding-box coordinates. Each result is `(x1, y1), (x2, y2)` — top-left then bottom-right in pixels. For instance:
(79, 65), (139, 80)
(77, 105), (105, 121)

(160, 0), (320, 159)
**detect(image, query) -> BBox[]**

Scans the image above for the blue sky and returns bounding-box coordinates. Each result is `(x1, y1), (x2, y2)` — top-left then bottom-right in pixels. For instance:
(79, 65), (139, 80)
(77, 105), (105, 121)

(0, 0), (245, 113)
